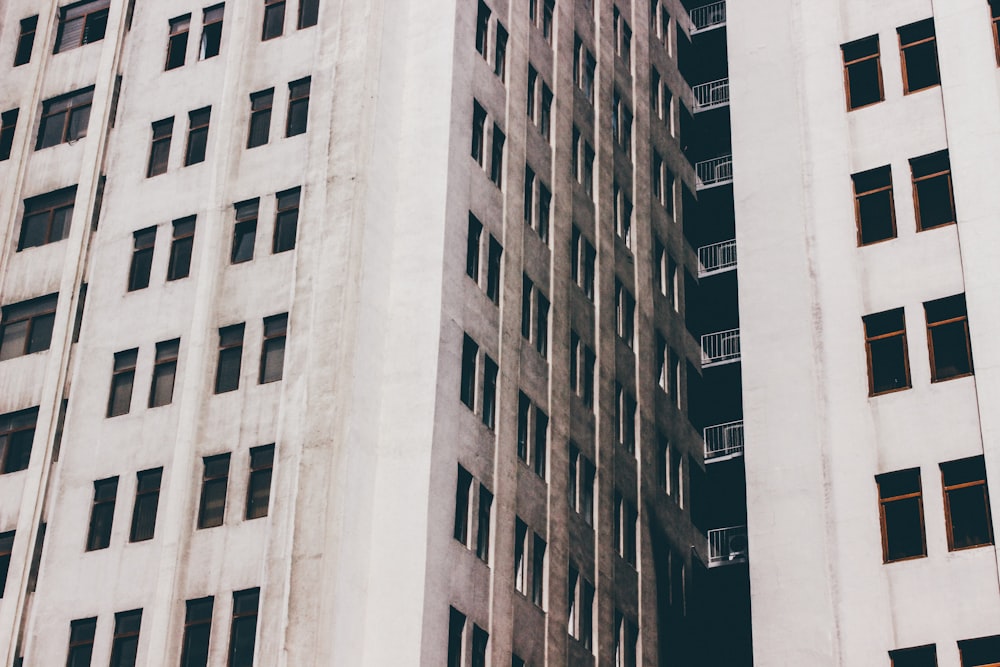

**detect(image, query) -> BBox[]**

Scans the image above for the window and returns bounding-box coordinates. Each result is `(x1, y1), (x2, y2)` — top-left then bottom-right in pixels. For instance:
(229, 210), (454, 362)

(128, 227), (156, 292)
(475, 0), (491, 56)
(447, 607), (465, 667)
(200, 4), (224, 59)
(925, 294), (972, 381)
(147, 117), (174, 177)
(490, 124), (505, 187)
(454, 465), (473, 545)
(181, 597), (214, 667)
(286, 77), (311, 136)
(514, 517), (528, 593)
(574, 36), (596, 103)
(877, 468), (926, 562)
(959, 635), (1000, 667)
(14, 16), (37, 66)
(166, 14), (191, 70)
(910, 150), (955, 231)
(521, 276), (549, 358)
(168, 216), (196, 280)
(852, 165), (895, 245)
(516, 392), (548, 479)
(655, 240), (679, 309)
(571, 226), (595, 300)
(615, 611), (638, 667)
(129, 467), (162, 542)
(229, 588), (260, 667)
(148, 338), (179, 408)
(185, 107), (211, 165)
(66, 617), (97, 667)
(19, 185), (76, 250)
(86, 476), (119, 551)
(482, 355), (498, 429)
(0, 531), (13, 596)
(841, 35), (883, 110)
(54, 0), (109, 53)
(891, 645), (938, 667)
(539, 85), (552, 141)
(615, 280), (635, 347)
(567, 565), (594, 647)
(231, 199), (259, 264)
(298, 0), (319, 28)
(941, 456), (993, 550)
(247, 89), (274, 148)
(992, 1), (1000, 66)
(460, 334), (478, 409)
(651, 151), (673, 214)
(107, 348), (138, 417)
(529, 0), (554, 43)
(243, 444), (276, 520)
(898, 19), (940, 93)
(570, 332), (595, 408)
(650, 67), (663, 118)
(613, 182), (632, 247)
(524, 167), (551, 243)
(614, 493), (638, 566)
(260, 313), (288, 383)
(476, 484), (492, 562)
(263, 0), (286, 39)
(573, 127), (594, 196)
(529, 534), (546, 609)
(198, 453), (230, 529)
(670, 446), (683, 506)
(657, 435), (669, 492)
(864, 308), (910, 395)
(568, 444), (595, 525)
(0, 408), (38, 474)
(494, 23), (508, 81)
(215, 324), (245, 394)
(36, 87), (94, 150)
(471, 101), (486, 165)
(1, 109), (18, 161)
(273, 187), (300, 252)
(612, 90), (632, 155)
(513, 655), (525, 667)
(110, 610), (142, 667)
(651, 0), (670, 49)
(471, 626), (489, 667)
(613, 7), (632, 67)
(615, 383), (637, 454)
(0, 294), (57, 360)
(527, 66), (537, 119)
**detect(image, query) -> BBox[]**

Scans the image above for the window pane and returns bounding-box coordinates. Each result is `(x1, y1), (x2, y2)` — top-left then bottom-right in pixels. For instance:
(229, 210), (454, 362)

(884, 496), (924, 561)
(930, 321), (971, 379)
(869, 336), (908, 394)
(949, 485), (992, 549)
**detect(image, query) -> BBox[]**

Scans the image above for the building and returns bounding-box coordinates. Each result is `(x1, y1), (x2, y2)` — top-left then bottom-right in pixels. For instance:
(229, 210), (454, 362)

(0, 0), (752, 666)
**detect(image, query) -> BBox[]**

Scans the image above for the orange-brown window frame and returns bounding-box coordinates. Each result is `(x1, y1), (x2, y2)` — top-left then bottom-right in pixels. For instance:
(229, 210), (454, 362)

(842, 35), (884, 111)
(864, 310), (911, 396)
(925, 297), (973, 382)
(876, 469), (927, 563)
(898, 20), (940, 94)
(852, 165), (896, 246)
(910, 151), (956, 231)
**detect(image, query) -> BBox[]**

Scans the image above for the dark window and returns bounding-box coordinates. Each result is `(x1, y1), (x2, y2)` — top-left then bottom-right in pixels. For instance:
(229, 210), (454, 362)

(530, 0), (554, 42)
(146, 117), (173, 177)
(453, 465), (472, 545)
(466, 214), (482, 281)
(460, 334), (477, 409)
(531, 534), (546, 606)
(864, 308), (910, 395)
(0, 408), (38, 474)
(19, 185), (77, 250)
(129, 467), (162, 542)
(513, 655), (525, 667)
(890, 644), (937, 667)
(55, 0), (110, 53)
(475, 0), (490, 56)
(0, 531), (13, 596)
(898, 19), (940, 93)
(486, 236), (502, 304)
(149, 338), (179, 407)
(1, 109), (18, 161)
(200, 4), (224, 59)
(110, 609), (142, 667)
(471, 101), (486, 166)
(992, 1), (1000, 66)
(568, 445), (596, 525)
(247, 89), (274, 148)
(942, 456), (993, 550)
(66, 617), (97, 667)
(539, 84), (552, 141)
(185, 107), (211, 165)
(853, 165), (895, 245)
(231, 199), (259, 264)
(514, 517), (527, 592)
(841, 35), (883, 109)
(494, 23), (508, 81)
(229, 588), (260, 667)
(612, 91), (632, 156)
(615, 612), (638, 667)
(570, 332), (595, 408)
(181, 597), (214, 667)
(482, 355), (498, 429)
(107, 348), (138, 417)
(447, 607), (465, 667)
(574, 36), (596, 103)
(568, 565), (595, 647)
(517, 392), (530, 462)
(165, 14), (191, 70)
(490, 124), (505, 187)
(571, 226), (596, 300)
(128, 227), (156, 292)
(476, 484), (492, 561)
(614, 7), (632, 67)
(0, 294), (57, 361)
(36, 87), (94, 150)
(537, 183), (551, 243)
(616, 280), (635, 347)
(298, 0), (319, 28)
(259, 313), (287, 383)
(877, 468), (926, 562)
(925, 294), (973, 381)
(262, 0), (286, 40)
(214, 324), (244, 394)
(472, 625), (489, 667)
(167, 216), (195, 280)
(86, 476), (119, 551)
(616, 383), (637, 453)
(273, 187), (300, 253)
(910, 150), (955, 231)
(245, 444), (274, 519)
(198, 453), (230, 529)
(286, 77), (311, 137)
(959, 635), (1000, 667)
(14, 16), (38, 66)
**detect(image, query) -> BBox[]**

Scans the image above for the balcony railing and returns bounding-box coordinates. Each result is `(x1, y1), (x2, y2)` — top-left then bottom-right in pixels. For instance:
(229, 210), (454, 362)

(695, 155), (733, 190)
(704, 420), (744, 461)
(690, 1), (726, 34)
(698, 239), (737, 277)
(692, 78), (730, 112)
(701, 328), (740, 367)
(708, 525), (748, 567)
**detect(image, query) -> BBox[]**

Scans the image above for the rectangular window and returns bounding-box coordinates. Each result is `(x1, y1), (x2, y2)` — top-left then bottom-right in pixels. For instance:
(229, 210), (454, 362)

(286, 77), (311, 137)
(527, 65), (537, 119)
(167, 216), (196, 280)
(910, 150), (955, 231)
(615, 612), (638, 667)
(475, 0), (491, 57)
(534, 408), (548, 479)
(1, 109), (18, 161)
(145, 338), (179, 408)
(273, 186), (300, 252)
(86, 476), (119, 551)
(993, 1), (1000, 66)
(476, 484), (492, 562)
(298, 0), (319, 28)
(568, 444), (596, 525)
(471, 101), (486, 166)
(890, 644), (937, 667)
(574, 36), (596, 103)
(877, 468), (926, 562)
(19, 185), (77, 250)
(245, 444), (275, 520)
(841, 35), (883, 109)
(898, 19), (940, 93)
(129, 467), (162, 542)
(128, 227), (156, 292)
(517, 392), (530, 463)
(259, 313), (288, 383)
(941, 456), (993, 550)
(0, 294), (57, 361)
(567, 565), (595, 647)
(852, 165), (896, 245)
(531, 534), (546, 607)
(185, 107), (211, 165)
(612, 90), (632, 155)
(530, 0), (554, 42)
(14, 16), (38, 66)
(614, 182), (632, 247)
(54, 0), (110, 53)
(107, 348), (138, 417)
(231, 198), (259, 264)
(521, 277), (549, 358)
(959, 635), (1000, 667)
(0, 531), (13, 597)
(460, 334), (478, 409)
(198, 453), (231, 529)
(0, 408), (38, 474)
(181, 597), (214, 667)
(454, 465), (473, 545)
(147, 117), (174, 177)
(614, 7), (632, 67)
(486, 237), (502, 304)
(864, 308), (910, 395)
(615, 383), (636, 454)
(540, 84), (552, 141)
(573, 128), (594, 196)
(166, 14), (191, 70)
(200, 4), (224, 59)
(570, 332), (595, 408)
(262, 0), (286, 40)
(36, 87), (94, 150)
(514, 517), (528, 593)
(494, 23), (508, 81)
(215, 323), (245, 394)
(571, 226), (595, 300)
(229, 588), (260, 667)
(537, 183), (551, 243)
(524, 166), (534, 226)
(482, 354), (498, 429)
(466, 214), (482, 281)
(66, 617), (97, 667)
(925, 294), (972, 381)
(110, 609), (142, 667)
(472, 625), (489, 667)
(247, 89), (274, 148)
(490, 124), (505, 187)
(615, 280), (635, 347)
(447, 607), (465, 667)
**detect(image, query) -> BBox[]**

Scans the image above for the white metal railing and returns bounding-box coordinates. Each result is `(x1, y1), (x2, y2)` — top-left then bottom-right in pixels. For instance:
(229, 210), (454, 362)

(695, 155), (733, 189)
(698, 239), (737, 277)
(704, 420), (744, 461)
(701, 328), (740, 366)
(708, 525), (748, 567)
(690, 1), (726, 33)
(692, 78), (730, 112)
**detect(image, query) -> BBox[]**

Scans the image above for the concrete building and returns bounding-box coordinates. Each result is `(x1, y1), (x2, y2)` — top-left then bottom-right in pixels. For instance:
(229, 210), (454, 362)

(0, 0), (751, 665)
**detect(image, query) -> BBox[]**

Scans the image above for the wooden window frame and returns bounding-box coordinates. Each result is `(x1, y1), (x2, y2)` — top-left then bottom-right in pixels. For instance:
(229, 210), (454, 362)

(110, 610), (142, 667)
(228, 588), (260, 667)
(262, 0), (286, 41)
(259, 313), (288, 384)
(863, 309), (911, 396)
(129, 467), (162, 542)
(246, 88), (274, 149)
(898, 19), (940, 94)
(910, 150), (955, 231)
(214, 323), (245, 394)
(0, 294), (58, 361)
(127, 226), (156, 292)
(841, 35), (884, 111)
(889, 644), (938, 667)
(852, 165), (897, 246)
(199, 4), (224, 60)
(184, 106), (211, 165)
(273, 186), (300, 253)
(941, 457), (994, 551)
(36, 87), (94, 150)
(165, 14), (191, 70)
(286, 77), (311, 137)
(14, 16), (38, 67)
(924, 294), (973, 382)
(231, 198), (259, 264)
(67, 617), (98, 666)
(876, 468), (927, 563)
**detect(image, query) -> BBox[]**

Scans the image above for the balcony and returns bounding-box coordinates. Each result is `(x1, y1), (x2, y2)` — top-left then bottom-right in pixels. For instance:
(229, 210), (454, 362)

(690, 1), (726, 34)
(692, 77), (730, 112)
(704, 420), (744, 462)
(708, 525), (748, 567)
(701, 328), (740, 367)
(695, 155), (733, 190)
(698, 239), (737, 277)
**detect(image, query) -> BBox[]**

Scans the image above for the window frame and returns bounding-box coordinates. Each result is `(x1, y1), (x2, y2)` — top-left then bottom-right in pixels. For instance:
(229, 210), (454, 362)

(109, 609), (142, 667)
(924, 294), (973, 382)
(262, 0), (286, 40)
(246, 444), (275, 520)
(228, 588), (260, 667)
(941, 456), (994, 551)
(0, 408), (38, 475)
(165, 14), (192, 70)
(66, 617), (98, 667)
(54, 0), (110, 54)
(149, 338), (179, 408)
(852, 165), (896, 246)
(898, 19), (940, 94)
(146, 117), (174, 177)
(246, 88), (275, 149)
(841, 35), (884, 111)
(199, 4), (224, 60)
(107, 348), (138, 417)
(19, 185), (77, 250)
(86, 476), (119, 551)
(167, 216), (195, 280)
(863, 308), (911, 396)
(910, 150), (956, 232)
(273, 187), (300, 253)
(286, 77), (311, 137)
(876, 468), (927, 563)
(297, 0), (319, 29)
(180, 597), (214, 667)
(127, 227), (156, 292)
(129, 467), (163, 542)
(214, 323), (245, 394)
(197, 453), (231, 529)
(14, 16), (38, 67)
(0, 293), (58, 361)
(259, 313), (288, 384)
(36, 87), (94, 150)
(184, 106), (211, 166)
